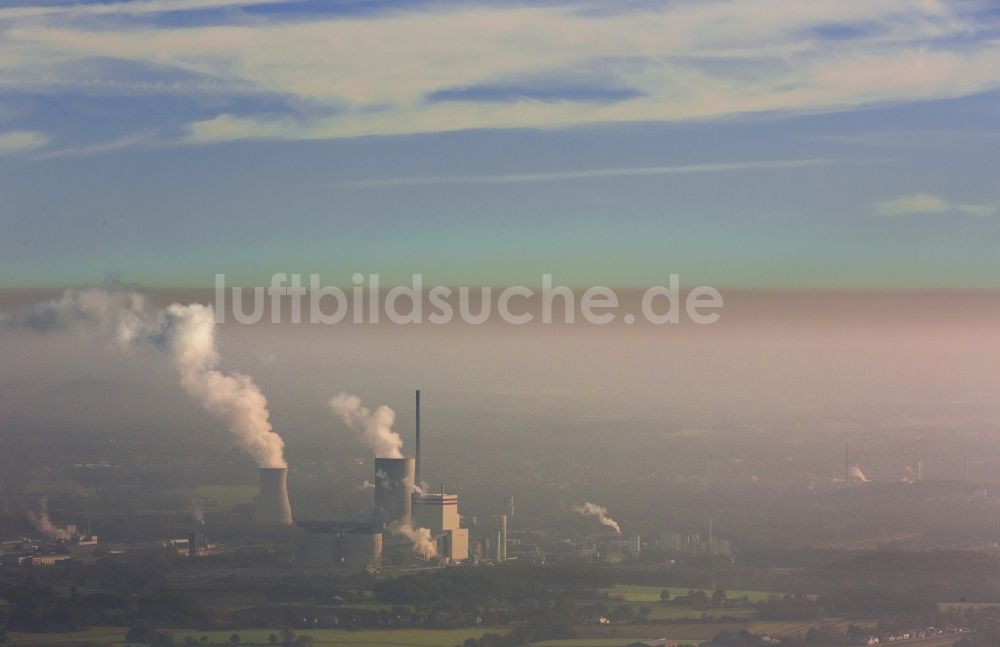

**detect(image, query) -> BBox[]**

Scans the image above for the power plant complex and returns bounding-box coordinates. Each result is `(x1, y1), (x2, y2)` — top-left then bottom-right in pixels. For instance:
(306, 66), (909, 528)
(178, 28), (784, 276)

(281, 390), (473, 569)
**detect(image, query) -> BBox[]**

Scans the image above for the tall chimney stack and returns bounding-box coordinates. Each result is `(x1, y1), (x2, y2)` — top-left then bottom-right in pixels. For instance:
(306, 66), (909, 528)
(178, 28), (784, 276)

(255, 467), (294, 525)
(415, 390), (421, 486)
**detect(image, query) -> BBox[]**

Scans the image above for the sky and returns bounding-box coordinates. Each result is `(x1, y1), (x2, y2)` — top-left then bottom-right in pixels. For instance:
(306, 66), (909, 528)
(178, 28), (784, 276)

(1, 0), (1000, 288)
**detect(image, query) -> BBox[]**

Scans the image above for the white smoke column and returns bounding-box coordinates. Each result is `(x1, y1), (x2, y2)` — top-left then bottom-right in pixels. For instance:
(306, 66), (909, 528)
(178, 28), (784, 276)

(329, 393), (403, 458)
(573, 502), (621, 533)
(391, 521), (437, 559)
(11, 289), (286, 468)
(160, 304), (285, 467)
(850, 465), (869, 482)
(27, 500), (70, 541)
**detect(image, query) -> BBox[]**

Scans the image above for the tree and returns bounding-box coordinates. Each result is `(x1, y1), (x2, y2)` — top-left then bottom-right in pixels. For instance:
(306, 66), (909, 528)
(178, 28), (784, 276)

(269, 634), (279, 645)
(660, 589), (671, 602)
(228, 634), (240, 645)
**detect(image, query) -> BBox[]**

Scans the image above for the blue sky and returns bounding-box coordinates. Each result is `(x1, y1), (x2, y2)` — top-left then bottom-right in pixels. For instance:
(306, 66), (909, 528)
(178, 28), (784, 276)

(1, 0), (999, 288)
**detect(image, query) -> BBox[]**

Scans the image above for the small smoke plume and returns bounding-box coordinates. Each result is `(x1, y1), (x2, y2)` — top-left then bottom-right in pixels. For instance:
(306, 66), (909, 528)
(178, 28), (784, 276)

(27, 500), (70, 541)
(10, 288), (286, 468)
(573, 502), (621, 533)
(850, 465), (869, 482)
(329, 393), (403, 458)
(391, 521), (437, 559)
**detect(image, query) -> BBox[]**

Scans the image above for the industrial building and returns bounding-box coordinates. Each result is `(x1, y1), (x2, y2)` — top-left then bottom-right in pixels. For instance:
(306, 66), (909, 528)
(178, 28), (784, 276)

(297, 521), (383, 569)
(413, 493), (469, 563)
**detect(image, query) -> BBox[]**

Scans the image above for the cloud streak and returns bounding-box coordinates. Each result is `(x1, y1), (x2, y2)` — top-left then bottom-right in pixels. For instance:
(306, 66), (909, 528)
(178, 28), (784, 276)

(0, 130), (49, 155)
(340, 158), (840, 188)
(873, 193), (996, 218)
(1, 1), (999, 149)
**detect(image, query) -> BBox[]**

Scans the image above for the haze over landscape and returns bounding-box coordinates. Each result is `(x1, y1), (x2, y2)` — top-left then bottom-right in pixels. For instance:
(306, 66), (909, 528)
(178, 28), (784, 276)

(1, 2), (1000, 647)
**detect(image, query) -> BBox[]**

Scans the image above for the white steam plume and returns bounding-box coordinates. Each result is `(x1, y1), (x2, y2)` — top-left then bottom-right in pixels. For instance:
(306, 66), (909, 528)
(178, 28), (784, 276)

(573, 502), (621, 533)
(160, 303), (284, 467)
(10, 288), (285, 468)
(391, 521), (437, 559)
(850, 464), (869, 482)
(329, 393), (403, 458)
(27, 500), (70, 541)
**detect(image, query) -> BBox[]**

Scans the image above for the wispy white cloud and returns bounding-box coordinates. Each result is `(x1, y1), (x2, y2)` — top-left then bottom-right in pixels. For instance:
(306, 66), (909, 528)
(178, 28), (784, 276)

(0, 0), (292, 21)
(34, 130), (159, 159)
(341, 158), (840, 187)
(873, 193), (996, 218)
(1, 0), (998, 147)
(0, 129), (49, 154)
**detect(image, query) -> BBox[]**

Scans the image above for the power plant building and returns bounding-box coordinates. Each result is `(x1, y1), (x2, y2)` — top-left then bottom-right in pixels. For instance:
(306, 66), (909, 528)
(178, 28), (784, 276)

(297, 522), (383, 569)
(413, 493), (469, 563)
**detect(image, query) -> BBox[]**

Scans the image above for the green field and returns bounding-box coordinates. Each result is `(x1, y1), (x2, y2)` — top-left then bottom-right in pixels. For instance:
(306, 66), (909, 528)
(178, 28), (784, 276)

(6, 626), (128, 645)
(939, 602), (1000, 611)
(598, 585), (775, 603)
(532, 640), (674, 647)
(749, 620), (873, 637)
(5, 626), (510, 647)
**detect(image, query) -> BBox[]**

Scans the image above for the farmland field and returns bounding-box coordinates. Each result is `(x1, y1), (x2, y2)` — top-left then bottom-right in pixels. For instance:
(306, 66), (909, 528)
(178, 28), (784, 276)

(572, 622), (748, 641)
(5, 626), (511, 646)
(532, 639), (676, 647)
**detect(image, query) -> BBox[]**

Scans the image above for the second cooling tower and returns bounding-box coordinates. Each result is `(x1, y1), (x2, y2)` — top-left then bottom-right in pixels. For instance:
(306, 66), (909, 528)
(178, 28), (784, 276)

(255, 467), (294, 525)
(373, 457), (415, 528)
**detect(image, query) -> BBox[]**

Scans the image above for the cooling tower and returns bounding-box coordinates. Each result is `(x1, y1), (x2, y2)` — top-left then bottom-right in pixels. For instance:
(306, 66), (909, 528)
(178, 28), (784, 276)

(255, 467), (294, 525)
(374, 457), (414, 528)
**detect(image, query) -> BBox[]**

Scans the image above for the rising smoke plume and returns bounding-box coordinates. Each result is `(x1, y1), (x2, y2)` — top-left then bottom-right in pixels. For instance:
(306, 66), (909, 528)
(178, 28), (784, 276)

(391, 521), (437, 559)
(850, 464), (869, 482)
(573, 502), (621, 533)
(329, 393), (403, 458)
(27, 500), (70, 541)
(10, 288), (286, 468)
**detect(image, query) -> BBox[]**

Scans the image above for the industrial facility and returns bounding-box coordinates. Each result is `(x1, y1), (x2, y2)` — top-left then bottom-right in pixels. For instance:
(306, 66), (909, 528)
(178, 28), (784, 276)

(290, 390), (474, 569)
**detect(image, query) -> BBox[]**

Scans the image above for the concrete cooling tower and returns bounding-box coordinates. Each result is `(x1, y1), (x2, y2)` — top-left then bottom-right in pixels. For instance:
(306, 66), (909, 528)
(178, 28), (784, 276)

(255, 467), (294, 525)
(373, 457), (414, 528)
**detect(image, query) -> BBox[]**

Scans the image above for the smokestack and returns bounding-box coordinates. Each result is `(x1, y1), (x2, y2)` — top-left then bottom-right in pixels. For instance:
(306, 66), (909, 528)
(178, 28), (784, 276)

(415, 390), (421, 487)
(255, 467), (293, 525)
(494, 514), (507, 562)
(374, 457), (415, 529)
